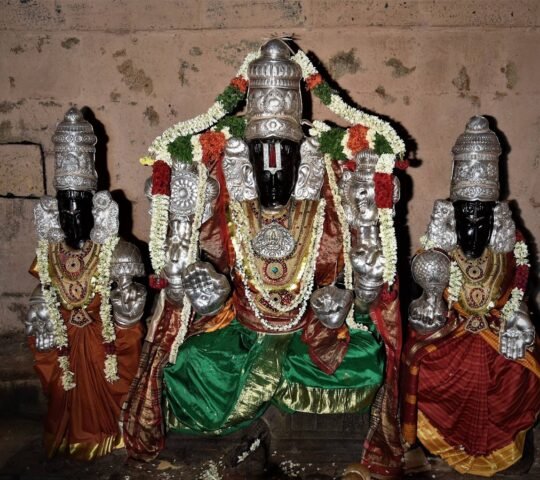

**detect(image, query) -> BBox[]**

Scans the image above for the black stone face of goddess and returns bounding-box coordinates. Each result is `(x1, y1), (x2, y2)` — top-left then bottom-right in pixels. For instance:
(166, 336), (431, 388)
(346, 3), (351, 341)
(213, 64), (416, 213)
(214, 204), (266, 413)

(248, 138), (301, 209)
(57, 190), (94, 250)
(454, 200), (495, 259)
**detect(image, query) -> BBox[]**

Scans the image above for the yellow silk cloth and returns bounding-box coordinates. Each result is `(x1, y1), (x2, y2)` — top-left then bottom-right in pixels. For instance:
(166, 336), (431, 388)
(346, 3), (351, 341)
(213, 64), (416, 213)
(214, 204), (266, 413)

(418, 412), (527, 477)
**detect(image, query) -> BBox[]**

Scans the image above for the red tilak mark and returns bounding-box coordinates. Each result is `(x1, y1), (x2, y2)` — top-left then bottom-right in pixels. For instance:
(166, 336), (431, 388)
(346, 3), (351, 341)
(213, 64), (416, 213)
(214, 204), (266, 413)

(269, 143), (276, 169)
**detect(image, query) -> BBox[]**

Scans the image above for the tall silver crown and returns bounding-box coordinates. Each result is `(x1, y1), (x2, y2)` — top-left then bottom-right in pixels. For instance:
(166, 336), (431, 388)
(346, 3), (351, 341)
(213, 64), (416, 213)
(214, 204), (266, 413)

(450, 115), (501, 202)
(244, 39), (303, 143)
(52, 107), (98, 192)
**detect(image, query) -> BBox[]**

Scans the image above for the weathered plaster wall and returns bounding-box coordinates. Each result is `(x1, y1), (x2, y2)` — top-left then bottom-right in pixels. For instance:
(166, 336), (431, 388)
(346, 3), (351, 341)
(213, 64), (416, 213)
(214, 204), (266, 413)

(1, 0), (539, 336)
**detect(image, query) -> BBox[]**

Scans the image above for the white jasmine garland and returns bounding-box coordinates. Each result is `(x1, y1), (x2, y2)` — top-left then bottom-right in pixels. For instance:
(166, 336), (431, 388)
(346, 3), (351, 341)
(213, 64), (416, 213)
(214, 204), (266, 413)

(95, 235), (120, 382)
(378, 209), (397, 285)
(148, 194), (170, 273)
(229, 199), (326, 332)
(501, 287), (524, 324)
(58, 356), (76, 391)
(498, 240), (529, 325)
(447, 260), (463, 307)
(291, 50), (405, 157)
(375, 154), (396, 174)
(146, 51), (259, 164)
(291, 50), (317, 77)
(104, 354), (119, 383)
(36, 240), (74, 390)
(309, 120), (331, 138)
(514, 241), (529, 267)
(341, 130), (353, 160)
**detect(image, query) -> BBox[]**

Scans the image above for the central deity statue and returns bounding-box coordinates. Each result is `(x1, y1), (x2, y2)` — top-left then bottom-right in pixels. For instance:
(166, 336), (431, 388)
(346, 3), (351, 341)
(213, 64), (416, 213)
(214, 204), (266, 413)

(124, 39), (406, 479)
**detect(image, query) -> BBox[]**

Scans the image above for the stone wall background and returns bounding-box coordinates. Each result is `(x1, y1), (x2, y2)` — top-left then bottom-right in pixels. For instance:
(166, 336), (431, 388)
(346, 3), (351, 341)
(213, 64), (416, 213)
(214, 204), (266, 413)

(1, 0), (539, 337)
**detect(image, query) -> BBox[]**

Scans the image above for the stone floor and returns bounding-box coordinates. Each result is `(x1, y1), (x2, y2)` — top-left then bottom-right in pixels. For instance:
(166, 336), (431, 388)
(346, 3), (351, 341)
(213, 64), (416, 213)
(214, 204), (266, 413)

(1, 339), (539, 479)
(0, 413), (539, 480)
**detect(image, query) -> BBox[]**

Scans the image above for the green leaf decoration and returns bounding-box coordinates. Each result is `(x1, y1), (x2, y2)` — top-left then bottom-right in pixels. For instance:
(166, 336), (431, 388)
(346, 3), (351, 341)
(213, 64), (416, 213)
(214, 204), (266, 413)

(215, 116), (247, 138)
(374, 132), (394, 155)
(168, 135), (193, 163)
(319, 127), (347, 161)
(216, 85), (245, 113)
(313, 82), (333, 106)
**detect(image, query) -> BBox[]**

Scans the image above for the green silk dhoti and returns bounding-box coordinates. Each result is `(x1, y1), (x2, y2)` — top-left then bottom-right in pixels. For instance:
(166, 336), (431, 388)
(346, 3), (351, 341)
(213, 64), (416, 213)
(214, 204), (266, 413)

(164, 317), (384, 435)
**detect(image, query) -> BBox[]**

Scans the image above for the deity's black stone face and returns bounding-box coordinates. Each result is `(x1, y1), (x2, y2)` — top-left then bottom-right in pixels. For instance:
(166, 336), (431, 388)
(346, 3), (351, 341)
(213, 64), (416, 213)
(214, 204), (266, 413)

(454, 200), (495, 259)
(57, 190), (94, 250)
(248, 139), (301, 209)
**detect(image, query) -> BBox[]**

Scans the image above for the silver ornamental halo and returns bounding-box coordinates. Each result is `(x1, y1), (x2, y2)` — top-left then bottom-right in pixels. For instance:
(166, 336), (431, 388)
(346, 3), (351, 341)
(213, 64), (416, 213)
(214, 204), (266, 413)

(252, 223), (296, 260)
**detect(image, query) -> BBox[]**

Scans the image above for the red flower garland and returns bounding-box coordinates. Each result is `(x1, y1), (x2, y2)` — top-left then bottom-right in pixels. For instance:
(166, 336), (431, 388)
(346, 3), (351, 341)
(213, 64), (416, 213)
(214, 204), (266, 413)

(151, 160), (172, 196)
(347, 124), (369, 154)
(374, 172), (394, 209)
(230, 76), (248, 93)
(306, 73), (323, 91)
(395, 159), (409, 170)
(200, 131), (227, 165)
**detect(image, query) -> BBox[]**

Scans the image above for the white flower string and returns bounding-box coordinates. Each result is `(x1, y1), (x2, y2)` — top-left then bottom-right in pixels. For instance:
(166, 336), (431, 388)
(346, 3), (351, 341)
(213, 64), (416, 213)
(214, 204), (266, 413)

(514, 240), (530, 267)
(95, 235), (120, 382)
(378, 209), (397, 286)
(36, 240), (74, 390)
(447, 260), (463, 308)
(146, 51), (259, 165)
(323, 154), (364, 330)
(168, 161), (208, 364)
(230, 199), (326, 313)
(292, 50), (406, 157)
(148, 194), (170, 273)
(229, 199), (326, 332)
(36, 236), (121, 390)
(500, 240), (529, 324)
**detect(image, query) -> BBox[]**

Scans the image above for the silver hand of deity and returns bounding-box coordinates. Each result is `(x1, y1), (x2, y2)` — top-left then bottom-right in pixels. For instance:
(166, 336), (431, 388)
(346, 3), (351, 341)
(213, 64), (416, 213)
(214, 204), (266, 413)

(500, 302), (535, 360)
(310, 286), (354, 329)
(351, 240), (385, 312)
(26, 286), (55, 352)
(182, 261), (231, 316)
(163, 219), (192, 305)
(110, 278), (147, 327)
(408, 250), (450, 334)
(408, 291), (448, 335)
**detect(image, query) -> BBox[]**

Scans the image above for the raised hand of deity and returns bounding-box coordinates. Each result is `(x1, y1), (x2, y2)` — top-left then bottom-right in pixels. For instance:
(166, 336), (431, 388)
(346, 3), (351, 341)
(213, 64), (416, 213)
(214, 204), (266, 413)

(182, 261), (231, 315)
(310, 286), (354, 329)
(26, 286), (55, 352)
(500, 302), (535, 360)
